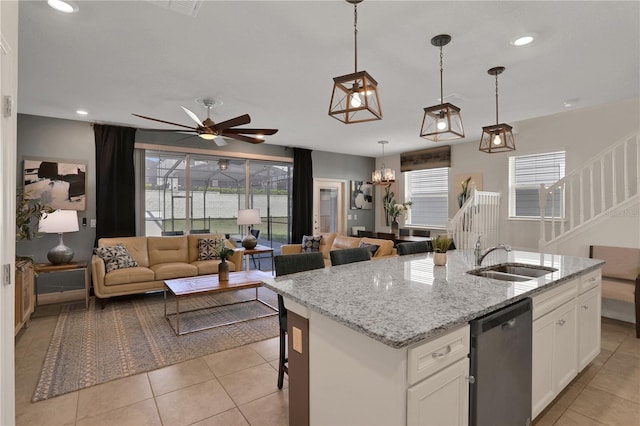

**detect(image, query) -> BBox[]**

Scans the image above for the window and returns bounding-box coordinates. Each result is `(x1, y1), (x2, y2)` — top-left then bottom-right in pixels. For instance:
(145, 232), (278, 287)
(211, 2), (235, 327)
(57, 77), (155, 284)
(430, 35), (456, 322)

(404, 167), (449, 227)
(509, 151), (566, 218)
(142, 150), (292, 246)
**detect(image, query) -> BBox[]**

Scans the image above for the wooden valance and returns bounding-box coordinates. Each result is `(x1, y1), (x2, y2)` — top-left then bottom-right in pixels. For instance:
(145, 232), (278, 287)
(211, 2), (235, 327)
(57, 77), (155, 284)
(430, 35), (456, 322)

(400, 145), (451, 172)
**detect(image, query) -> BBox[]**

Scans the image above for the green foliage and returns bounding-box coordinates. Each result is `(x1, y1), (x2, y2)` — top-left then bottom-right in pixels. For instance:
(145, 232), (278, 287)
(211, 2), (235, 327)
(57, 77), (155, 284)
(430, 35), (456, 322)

(215, 241), (235, 261)
(432, 235), (452, 253)
(16, 189), (55, 242)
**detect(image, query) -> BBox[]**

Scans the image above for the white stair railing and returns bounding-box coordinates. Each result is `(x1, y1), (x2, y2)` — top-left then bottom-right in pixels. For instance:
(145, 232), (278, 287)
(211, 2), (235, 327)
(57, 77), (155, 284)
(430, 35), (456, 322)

(449, 188), (501, 249)
(539, 132), (640, 248)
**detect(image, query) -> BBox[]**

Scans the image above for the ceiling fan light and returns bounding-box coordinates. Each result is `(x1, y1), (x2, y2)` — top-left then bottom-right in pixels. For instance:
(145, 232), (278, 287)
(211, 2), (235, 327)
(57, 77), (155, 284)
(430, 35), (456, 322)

(199, 133), (216, 141)
(420, 103), (465, 142)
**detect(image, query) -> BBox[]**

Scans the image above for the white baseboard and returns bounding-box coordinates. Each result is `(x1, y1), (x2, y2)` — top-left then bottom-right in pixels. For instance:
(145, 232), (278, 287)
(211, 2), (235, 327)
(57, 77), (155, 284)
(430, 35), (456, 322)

(602, 298), (636, 324)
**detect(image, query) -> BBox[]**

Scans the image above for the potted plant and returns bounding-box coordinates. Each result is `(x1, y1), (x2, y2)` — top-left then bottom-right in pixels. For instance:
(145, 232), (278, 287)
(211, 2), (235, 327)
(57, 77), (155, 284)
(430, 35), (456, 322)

(432, 235), (452, 266)
(16, 189), (55, 266)
(214, 240), (235, 281)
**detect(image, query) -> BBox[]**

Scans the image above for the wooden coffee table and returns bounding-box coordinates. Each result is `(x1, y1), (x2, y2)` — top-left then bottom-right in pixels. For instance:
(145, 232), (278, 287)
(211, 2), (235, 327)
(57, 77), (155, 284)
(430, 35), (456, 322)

(164, 270), (277, 335)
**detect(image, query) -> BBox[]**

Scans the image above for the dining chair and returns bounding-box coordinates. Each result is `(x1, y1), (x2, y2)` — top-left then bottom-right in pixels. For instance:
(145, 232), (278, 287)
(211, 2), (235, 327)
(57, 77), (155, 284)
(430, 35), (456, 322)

(376, 232), (397, 245)
(249, 229), (261, 268)
(330, 247), (371, 266)
(357, 230), (376, 238)
(274, 252), (325, 389)
(397, 241), (431, 255)
(399, 228), (411, 236)
(412, 229), (431, 237)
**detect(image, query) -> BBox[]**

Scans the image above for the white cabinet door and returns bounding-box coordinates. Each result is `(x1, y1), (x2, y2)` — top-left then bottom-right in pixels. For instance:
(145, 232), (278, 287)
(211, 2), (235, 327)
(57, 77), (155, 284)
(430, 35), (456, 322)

(553, 298), (578, 393)
(407, 358), (469, 426)
(578, 285), (601, 371)
(532, 311), (556, 419)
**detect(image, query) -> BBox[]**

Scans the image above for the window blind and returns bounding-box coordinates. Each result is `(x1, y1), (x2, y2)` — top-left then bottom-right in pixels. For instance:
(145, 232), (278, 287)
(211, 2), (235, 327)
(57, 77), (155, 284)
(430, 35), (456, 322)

(405, 167), (449, 227)
(509, 151), (566, 217)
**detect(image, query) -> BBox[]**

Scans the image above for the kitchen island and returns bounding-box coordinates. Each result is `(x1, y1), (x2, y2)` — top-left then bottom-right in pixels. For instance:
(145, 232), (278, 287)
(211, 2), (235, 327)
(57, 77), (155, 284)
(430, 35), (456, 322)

(261, 249), (604, 425)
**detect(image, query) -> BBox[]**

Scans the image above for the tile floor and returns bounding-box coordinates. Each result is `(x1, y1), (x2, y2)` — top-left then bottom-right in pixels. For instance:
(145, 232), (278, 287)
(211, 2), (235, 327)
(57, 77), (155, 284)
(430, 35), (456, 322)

(14, 304), (640, 426)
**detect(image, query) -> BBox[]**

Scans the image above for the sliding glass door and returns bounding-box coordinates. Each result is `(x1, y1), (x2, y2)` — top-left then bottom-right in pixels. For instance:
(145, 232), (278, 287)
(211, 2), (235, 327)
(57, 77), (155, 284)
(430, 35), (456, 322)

(142, 150), (291, 254)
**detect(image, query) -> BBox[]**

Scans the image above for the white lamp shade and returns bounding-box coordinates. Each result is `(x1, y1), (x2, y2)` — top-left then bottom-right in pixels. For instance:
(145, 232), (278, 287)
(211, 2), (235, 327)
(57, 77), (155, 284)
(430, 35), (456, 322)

(39, 209), (79, 233)
(237, 209), (261, 226)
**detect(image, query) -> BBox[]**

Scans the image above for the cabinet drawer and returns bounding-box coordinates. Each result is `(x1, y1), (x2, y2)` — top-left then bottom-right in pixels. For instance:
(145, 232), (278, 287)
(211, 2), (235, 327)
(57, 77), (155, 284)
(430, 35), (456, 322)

(532, 279), (578, 320)
(408, 325), (470, 386)
(579, 269), (601, 293)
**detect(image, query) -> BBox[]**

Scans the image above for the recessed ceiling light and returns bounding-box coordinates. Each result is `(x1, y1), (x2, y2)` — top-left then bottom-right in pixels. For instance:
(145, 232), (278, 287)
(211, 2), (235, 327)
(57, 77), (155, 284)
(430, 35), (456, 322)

(48, 0), (78, 13)
(511, 34), (535, 46)
(563, 98), (579, 108)
(76, 110), (88, 115)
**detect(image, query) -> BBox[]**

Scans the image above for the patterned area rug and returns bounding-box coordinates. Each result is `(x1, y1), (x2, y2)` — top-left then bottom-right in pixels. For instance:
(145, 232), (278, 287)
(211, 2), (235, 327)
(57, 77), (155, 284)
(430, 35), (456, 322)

(33, 287), (279, 402)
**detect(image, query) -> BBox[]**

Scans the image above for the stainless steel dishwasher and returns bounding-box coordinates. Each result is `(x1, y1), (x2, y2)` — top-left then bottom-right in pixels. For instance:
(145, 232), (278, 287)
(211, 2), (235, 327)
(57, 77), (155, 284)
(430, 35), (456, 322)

(469, 298), (532, 426)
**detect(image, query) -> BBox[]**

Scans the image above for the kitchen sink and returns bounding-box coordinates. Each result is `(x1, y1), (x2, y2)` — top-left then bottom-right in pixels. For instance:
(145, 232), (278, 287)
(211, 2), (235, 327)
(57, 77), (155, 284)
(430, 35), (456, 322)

(467, 263), (557, 282)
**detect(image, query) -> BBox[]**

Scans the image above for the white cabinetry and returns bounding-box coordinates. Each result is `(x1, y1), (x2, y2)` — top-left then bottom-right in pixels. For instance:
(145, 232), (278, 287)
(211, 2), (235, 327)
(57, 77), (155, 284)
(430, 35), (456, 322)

(532, 269), (602, 419)
(407, 326), (470, 426)
(578, 271), (602, 371)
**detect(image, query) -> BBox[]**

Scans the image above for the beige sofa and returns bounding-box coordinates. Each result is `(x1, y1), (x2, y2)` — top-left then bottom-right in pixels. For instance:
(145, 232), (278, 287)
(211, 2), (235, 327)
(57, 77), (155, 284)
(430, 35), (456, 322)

(280, 232), (397, 267)
(91, 234), (243, 306)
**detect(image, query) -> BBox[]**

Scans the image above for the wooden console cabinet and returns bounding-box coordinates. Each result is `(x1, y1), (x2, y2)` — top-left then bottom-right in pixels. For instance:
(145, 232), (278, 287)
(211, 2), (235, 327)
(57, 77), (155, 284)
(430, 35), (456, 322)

(15, 260), (35, 335)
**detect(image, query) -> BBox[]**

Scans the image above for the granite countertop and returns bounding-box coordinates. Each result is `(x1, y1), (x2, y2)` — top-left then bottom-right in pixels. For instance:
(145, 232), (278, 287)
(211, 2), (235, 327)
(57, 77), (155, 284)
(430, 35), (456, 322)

(261, 249), (604, 349)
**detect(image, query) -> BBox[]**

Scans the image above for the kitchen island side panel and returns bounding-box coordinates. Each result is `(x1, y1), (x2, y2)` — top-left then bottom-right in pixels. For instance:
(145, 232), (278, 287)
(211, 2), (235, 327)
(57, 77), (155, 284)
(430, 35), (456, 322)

(309, 310), (408, 425)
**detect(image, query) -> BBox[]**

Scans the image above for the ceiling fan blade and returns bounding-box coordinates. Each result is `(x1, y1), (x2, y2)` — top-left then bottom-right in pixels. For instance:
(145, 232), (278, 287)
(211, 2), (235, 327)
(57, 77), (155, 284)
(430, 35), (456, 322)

(220, 132), (264, 144)
(181, 106), (204, 127)
(213, 137), (228, 147)
(214, 114), (251, 132)
(138, 128), (197, 133)
(222, 128), (278, 136)
(132, 114), (196, 130)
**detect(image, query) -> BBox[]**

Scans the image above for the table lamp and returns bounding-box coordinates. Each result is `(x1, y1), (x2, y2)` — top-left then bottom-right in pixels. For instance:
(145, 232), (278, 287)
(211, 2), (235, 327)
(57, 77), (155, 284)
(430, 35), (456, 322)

(38, 209), (79, 264)
(237, 208), (261, 249)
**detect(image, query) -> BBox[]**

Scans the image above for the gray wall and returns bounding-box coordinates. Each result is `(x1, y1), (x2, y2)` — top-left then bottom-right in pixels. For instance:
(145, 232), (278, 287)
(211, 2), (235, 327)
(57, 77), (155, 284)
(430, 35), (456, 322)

(313, 150), (376, 234)
(16, 115), (96, 264)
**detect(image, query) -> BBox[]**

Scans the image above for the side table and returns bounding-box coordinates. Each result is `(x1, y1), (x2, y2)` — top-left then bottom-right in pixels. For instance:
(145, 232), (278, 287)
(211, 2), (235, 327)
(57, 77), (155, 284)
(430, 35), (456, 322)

(36, 260), (90, 309)
(236, 245), (275, 274)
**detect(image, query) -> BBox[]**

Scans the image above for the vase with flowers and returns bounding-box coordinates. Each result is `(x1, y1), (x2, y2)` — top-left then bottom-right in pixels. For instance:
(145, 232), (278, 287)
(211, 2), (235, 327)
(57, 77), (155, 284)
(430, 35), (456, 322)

(384, 201), (413, 236)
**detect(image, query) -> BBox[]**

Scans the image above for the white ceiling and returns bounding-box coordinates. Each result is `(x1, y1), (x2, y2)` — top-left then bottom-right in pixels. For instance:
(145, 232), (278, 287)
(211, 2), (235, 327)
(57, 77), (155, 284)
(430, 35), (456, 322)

(17, 1), (640, 158)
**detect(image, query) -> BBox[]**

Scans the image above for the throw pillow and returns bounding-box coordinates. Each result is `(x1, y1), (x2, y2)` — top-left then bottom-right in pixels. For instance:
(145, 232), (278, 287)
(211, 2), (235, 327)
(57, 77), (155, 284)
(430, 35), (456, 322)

(301, 235), (322, 253)
(358, 241), (380, 258)
(94, 243), (138, 273)
(198, 238), (222, 261)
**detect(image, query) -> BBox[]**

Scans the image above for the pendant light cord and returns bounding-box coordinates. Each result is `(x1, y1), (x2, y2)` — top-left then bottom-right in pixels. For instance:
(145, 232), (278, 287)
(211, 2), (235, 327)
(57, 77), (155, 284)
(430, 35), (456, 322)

(439, 46), (444, 104)
(353, 3), (358, 73)
(495, 73), (499, 125)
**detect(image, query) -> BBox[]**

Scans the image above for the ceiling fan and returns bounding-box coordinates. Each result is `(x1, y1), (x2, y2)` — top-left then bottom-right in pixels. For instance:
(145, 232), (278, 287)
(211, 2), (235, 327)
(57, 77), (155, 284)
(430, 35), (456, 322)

(133, 99), (278, 146)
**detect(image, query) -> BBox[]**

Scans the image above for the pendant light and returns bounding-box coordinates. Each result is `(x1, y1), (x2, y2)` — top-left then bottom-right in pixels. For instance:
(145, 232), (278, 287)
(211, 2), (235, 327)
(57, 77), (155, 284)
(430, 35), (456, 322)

(479, 66), (516, 153)
(372, 140), (395, 185)
(329, 0), (382, 124)
(420, 34), (464, 142)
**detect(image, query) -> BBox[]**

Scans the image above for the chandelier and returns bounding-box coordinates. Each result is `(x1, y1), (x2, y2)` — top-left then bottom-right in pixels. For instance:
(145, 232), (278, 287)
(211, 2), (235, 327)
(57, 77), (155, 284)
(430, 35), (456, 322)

(372, 140), (395, 185)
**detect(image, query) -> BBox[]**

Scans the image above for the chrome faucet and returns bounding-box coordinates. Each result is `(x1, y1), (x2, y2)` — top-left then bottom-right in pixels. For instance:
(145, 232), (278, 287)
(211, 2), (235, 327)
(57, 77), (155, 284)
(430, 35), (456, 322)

(474, 236), (512, 266)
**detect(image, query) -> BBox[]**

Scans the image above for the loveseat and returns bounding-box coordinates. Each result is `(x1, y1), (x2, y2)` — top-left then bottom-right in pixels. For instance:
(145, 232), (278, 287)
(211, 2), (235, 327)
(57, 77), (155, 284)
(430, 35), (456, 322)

(91, 234), (243, 306)
(280, 232), (397, 267)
